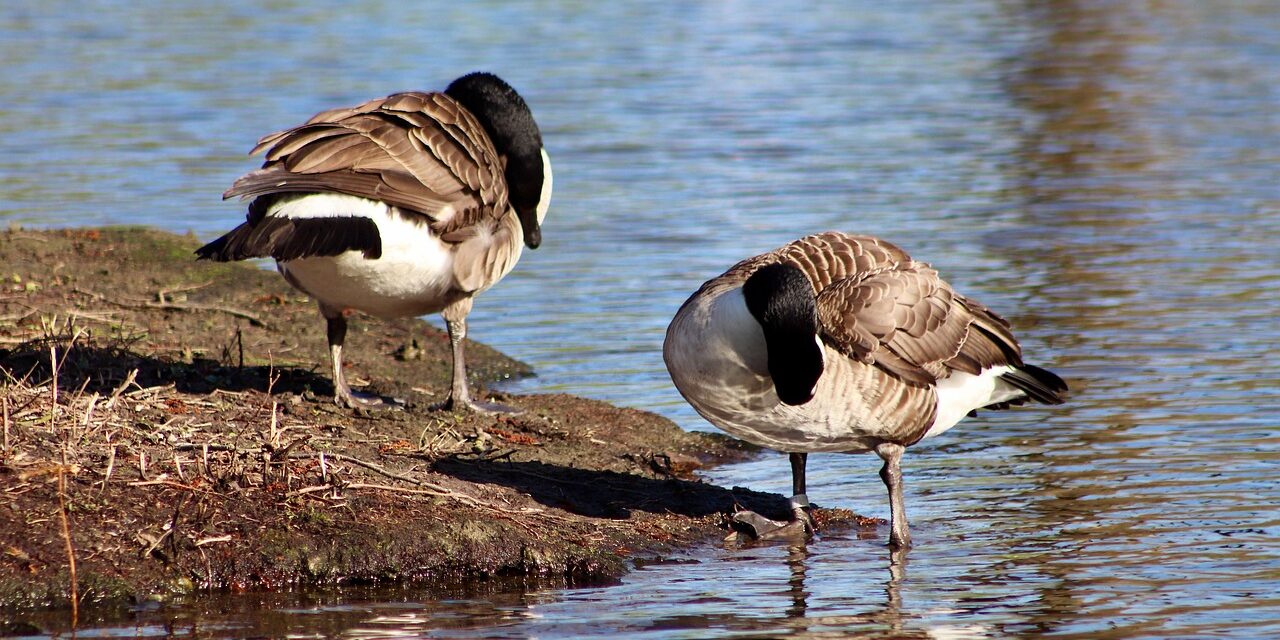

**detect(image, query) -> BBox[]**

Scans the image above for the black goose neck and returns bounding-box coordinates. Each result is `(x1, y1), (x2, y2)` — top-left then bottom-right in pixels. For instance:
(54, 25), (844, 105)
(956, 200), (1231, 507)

(446, 73), (543, 179)
(445, 72), (546, 247)
(742, 262), (824, 405)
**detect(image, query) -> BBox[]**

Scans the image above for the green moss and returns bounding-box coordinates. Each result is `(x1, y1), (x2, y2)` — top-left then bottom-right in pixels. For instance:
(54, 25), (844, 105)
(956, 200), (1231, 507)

(0, 570), (139, 611)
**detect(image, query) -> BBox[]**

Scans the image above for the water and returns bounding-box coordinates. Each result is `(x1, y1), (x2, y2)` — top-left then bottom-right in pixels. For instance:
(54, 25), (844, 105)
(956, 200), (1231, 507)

(3, 0), (1279, 637)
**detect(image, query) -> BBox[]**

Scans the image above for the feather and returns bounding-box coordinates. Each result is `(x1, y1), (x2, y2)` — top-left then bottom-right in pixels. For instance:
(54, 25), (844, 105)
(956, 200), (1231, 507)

(226, 90), (511, 241)
(195, 216), (381, 262)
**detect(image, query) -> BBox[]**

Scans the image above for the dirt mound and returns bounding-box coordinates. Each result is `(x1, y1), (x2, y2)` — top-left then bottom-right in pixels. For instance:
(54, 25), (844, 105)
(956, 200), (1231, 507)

(0, 226), (872, 618)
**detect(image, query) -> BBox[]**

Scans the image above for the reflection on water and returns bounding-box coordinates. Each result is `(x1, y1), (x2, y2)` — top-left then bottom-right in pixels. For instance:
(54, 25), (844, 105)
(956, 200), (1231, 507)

(4, 0), (1279, 638)
(9, 578), (571, 639)
(990, 2), (1280, 636)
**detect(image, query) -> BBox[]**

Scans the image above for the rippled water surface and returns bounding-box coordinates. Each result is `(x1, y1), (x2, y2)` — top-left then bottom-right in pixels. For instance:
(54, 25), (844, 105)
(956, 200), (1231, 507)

(4, 0), (1279, 637)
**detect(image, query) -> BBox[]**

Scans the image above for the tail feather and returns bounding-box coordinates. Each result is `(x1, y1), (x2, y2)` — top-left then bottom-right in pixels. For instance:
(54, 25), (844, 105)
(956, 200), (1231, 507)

(195, 216), (382, 262)
(999, 363), (1068, 406)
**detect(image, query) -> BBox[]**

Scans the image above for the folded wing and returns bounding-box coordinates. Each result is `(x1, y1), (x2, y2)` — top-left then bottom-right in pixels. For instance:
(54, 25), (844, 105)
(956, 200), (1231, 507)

(224, 91), (510, 238)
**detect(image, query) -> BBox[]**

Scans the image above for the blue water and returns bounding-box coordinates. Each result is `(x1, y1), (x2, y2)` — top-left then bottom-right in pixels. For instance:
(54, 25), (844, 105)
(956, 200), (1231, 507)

(3, 0), (1279, 637)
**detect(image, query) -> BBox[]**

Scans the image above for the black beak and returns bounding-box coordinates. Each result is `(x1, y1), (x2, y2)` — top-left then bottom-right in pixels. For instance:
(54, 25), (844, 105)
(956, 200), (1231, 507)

(520, 210), (542, 249)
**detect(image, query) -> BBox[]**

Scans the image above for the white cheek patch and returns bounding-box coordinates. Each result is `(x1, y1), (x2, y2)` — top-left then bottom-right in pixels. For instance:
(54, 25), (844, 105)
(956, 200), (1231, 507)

(810, 334), (825, 396)
(535, 149), (553, 225)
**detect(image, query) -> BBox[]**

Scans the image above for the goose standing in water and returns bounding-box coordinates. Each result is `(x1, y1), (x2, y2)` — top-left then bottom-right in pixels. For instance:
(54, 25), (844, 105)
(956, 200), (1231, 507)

(664, 232), (1066, 547)
(198, 72), (552, 412)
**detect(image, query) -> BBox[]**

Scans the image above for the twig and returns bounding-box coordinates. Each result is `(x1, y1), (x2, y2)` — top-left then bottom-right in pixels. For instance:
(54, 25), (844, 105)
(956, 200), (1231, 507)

(100, 444), (117, 493)
(287, 484), (335, 497)
(50, 345), (59, 423)
(65, 309), (125, 325)
(6, 232), (49, 243)
(209, 389), (251, 398)
(314, 452), (550, 515)
(176, 443), (239, 452)
(138, 529), (172, 561)
(72, 287), (267, 327)
(52, 344), (79, 627)
(0, 309), (36, 323)
(267, 397), (279, 449)
(56, 467), (79, 623)
(150, 302), (268, 326)
(194, 535), (232, 547)
(2, 395), (9, 459)
(156, 280), (213, 304)
(166, 494), (187, 561)
(198, 547), (212, 589)
(345, 482), (475, 497)
(79, 393), (100, 443)
(124, 384), (176, 399)
(128, 478), (201, 491)
(317, 452), (434, 487)
(170, 443), (541, 516)
(104, 369), (138, 410)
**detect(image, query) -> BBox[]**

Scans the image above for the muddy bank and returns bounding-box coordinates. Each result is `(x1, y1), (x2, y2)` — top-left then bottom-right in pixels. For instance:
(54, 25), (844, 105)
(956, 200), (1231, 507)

(0, 226), (871, 619)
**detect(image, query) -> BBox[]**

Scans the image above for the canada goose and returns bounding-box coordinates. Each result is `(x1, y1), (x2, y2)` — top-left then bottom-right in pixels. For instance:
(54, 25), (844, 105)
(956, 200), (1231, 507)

(197, 72), (552, 412)
(663, 232), (1066, 547)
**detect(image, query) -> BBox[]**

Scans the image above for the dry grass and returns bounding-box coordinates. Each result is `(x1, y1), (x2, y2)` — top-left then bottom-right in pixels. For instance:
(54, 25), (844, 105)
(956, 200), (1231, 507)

(2, 320), (541, 507)
(3, 227), (820, 621)
(1, 319), (567, 616)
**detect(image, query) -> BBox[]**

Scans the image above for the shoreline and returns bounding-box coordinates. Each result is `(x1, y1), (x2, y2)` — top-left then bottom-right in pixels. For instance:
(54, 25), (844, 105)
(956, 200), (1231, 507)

(0, 226), (871, 619)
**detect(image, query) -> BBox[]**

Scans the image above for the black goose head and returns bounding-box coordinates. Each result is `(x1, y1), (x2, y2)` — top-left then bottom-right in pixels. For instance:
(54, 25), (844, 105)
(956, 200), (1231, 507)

(445, 72), (550, 249)
(742, 262), (825, 405)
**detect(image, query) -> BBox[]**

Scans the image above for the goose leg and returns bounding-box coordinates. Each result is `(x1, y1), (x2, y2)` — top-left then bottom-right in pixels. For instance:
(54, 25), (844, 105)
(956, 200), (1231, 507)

(730, 452), (814, 540)
(323, 307), (402, 410)
(437, 299), (519, 414)
(874, 442), (911, 549)
(789, 452), (816, 533)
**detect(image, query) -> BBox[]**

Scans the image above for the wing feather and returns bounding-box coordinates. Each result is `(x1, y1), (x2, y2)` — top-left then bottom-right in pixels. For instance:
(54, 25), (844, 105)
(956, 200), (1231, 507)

(224, 90), (509, 240)
(816, 268), (964, 385)
(760, 232), (1025, 388)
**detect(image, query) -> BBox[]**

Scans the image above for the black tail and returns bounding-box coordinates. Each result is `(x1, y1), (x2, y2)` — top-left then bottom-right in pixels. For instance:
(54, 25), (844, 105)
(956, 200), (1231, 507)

(195, 216), (382, 262)
(1000, 364), (1068, 406)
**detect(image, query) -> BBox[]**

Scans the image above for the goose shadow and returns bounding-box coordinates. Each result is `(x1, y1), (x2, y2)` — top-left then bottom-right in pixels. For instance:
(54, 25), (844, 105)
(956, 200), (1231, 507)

(0, 342), (333, 397)
(432, 457), (795, 521)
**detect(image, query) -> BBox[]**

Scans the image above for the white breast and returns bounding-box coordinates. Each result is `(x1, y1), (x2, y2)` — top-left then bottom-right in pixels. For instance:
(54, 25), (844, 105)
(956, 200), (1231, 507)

(665, 287), (886, 453)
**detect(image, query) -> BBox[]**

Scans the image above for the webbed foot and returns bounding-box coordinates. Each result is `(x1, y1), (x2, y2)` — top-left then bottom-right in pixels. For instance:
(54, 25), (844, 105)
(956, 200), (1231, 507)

(336, 387), (406, 411)
(730, 506), (814, 541)
(433, 396), (522, 415)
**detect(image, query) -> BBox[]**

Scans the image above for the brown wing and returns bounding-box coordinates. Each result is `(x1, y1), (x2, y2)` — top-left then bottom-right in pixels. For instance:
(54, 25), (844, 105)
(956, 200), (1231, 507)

(816, 266), (967, 385)
(816, 264), (1025, 387)
(947, 295), (1024, 375)
(681, 230), (1024, 388)
(224, 91), (509, 238)
(772, 231), (914, 289)
(677, 231), (915, 315)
